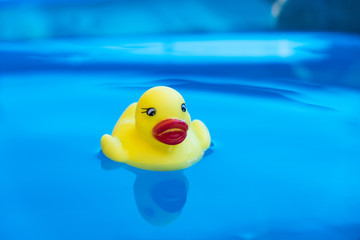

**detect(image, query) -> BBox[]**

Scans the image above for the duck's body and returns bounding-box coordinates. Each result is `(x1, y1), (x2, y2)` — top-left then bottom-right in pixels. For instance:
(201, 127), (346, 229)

(101, 87), (210, 171)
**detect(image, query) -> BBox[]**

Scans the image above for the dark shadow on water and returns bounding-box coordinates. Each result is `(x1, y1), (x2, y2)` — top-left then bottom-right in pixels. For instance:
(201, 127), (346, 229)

(204, 141), (215, 157)
(97, 150), (123, 170)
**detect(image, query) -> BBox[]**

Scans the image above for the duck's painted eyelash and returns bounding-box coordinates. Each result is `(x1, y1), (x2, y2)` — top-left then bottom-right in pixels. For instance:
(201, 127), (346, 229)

(141, 107), (152, 113)
(141, 108), (156, 116)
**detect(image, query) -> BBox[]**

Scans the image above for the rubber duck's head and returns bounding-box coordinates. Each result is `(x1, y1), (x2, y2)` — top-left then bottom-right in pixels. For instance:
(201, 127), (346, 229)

(135, 86), (191, 148)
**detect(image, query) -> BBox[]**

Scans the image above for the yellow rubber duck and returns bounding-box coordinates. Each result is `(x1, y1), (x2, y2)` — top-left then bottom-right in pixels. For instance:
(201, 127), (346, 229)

(101, 86), (211, 171)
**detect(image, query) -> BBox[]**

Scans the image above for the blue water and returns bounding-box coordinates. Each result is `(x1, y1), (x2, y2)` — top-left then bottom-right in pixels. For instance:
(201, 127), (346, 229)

(1, 33), (360, 240)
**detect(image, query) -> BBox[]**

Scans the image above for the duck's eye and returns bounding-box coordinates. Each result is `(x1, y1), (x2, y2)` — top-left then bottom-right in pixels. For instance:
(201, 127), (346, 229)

(146, 108), (156, 116)
(181, 103), (187, 112)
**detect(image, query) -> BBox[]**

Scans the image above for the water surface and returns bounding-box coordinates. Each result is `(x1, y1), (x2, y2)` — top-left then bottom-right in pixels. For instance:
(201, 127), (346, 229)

(1, 33), (360, 240)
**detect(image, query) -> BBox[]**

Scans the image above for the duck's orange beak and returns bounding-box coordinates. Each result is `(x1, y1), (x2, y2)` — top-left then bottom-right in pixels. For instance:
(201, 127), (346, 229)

(152, 119), (188, 145)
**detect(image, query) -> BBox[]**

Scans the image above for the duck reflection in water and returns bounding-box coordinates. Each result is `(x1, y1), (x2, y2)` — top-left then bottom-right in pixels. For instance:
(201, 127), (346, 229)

(98, 151), (188, 226)
(133, 169), (188, 226)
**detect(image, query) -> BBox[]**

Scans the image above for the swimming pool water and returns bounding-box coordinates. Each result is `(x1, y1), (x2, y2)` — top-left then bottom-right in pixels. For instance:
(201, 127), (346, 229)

(1, 33), (360, 240)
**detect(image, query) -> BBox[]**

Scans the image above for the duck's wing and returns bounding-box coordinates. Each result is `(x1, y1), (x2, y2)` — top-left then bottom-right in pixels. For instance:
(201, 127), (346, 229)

(101, 134), (128, 163)
(112, 102), (137, 136)
(191, 119), (211, 150)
